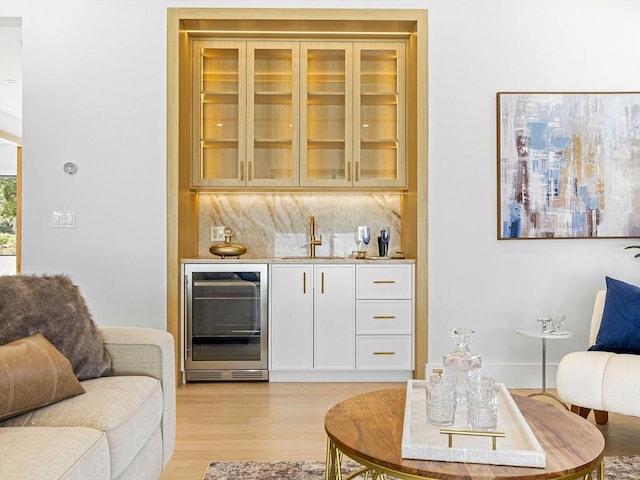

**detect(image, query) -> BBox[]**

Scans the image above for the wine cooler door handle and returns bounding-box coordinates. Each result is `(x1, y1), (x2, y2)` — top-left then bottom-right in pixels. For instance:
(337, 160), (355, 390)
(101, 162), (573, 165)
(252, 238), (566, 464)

(183, 274), (190, 356)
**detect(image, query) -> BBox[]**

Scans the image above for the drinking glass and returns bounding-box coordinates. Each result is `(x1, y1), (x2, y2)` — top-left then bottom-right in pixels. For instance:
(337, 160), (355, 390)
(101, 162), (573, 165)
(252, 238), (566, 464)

(549, 314), (566, 333)
(361, 226), (371, 249)
(354, 229), (363, 251)
(466, 376), (498, 430)
(425, 373), (457, 426)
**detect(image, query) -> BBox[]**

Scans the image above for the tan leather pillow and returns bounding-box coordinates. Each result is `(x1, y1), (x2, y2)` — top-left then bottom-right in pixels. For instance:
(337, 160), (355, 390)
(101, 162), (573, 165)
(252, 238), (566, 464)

(0, 333), (85, 421)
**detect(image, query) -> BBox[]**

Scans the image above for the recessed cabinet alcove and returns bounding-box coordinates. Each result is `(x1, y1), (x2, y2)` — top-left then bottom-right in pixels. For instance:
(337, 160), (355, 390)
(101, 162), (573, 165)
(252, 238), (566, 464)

(167, 8), (428, 381)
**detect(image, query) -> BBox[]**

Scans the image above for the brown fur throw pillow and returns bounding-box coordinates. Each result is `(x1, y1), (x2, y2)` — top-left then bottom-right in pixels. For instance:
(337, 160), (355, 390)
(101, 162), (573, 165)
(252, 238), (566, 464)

(0, 274), (111, 380)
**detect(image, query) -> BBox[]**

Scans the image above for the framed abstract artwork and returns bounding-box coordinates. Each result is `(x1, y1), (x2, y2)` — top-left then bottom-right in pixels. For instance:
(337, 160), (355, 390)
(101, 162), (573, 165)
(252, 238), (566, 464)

(497, 92), (640, 239)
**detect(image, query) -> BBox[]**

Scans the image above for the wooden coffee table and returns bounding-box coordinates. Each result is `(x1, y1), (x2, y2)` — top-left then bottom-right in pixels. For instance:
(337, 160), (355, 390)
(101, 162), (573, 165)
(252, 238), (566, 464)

(325, 387), (604, 480)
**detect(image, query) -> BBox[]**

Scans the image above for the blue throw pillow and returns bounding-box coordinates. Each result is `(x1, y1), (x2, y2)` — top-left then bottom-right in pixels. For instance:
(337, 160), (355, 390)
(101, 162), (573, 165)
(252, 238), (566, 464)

(588, 276), (640, 354)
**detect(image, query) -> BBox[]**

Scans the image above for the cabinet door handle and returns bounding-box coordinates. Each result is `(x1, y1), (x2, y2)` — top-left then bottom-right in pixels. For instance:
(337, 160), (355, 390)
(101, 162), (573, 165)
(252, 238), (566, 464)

(373, 315), (396, 319)
(248, 161), (253, 181)
(240, 161), (244, 181)
(184, 274), (190, 355)
(347, 161), (351, 182)
(303, 272), (307, 294)
(355, 161), (360, 182)
(373, 280), (396, 284)
(321, 272), (325, 294)
(373, 351), (396, 355)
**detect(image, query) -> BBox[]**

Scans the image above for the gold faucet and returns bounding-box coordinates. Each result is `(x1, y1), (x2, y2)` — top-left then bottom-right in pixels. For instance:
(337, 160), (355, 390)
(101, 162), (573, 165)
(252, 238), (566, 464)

(309, 215), (322, 258)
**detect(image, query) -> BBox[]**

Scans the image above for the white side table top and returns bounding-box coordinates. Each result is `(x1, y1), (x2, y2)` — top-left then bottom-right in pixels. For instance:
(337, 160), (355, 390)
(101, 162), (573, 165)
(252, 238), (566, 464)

(517, 328), (573, 340)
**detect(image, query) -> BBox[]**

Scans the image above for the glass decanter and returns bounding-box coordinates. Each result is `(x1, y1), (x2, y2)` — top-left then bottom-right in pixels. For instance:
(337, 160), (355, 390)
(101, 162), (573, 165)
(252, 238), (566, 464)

(443, 328), (482, 404)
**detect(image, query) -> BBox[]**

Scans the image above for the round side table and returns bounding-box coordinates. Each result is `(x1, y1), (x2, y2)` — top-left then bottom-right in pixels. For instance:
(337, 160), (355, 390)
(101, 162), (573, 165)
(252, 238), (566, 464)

(516, 328), (573, 407)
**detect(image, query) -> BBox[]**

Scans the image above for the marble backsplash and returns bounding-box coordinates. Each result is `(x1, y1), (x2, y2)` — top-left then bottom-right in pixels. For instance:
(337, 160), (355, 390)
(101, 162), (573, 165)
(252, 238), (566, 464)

(198, 193), (402, 259)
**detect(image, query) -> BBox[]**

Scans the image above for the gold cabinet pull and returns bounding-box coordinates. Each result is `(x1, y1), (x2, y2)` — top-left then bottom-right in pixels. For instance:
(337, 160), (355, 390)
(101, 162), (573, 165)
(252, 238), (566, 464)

(321, 272), (325, 294)
(373, 351), (396, 355)
(248, 160), (253, 181)
(240, 161), (244, 181)
(373, 315), (396, 319)
(347, 161), (351, 182)
(303, 272), (307, 294)
(355, 161), (360, 182)
(373, 280), (396, 284)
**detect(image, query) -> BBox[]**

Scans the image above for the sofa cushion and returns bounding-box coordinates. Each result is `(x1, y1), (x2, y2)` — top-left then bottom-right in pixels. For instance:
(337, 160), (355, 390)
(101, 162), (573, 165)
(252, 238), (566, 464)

(601, 353), (640, 417)
(0, 426), (110, 480)
(588, 276), (640, 354)
(0, 274), (111, 380)
(0, 333), (85, 421)
(0, 376), (162, 479)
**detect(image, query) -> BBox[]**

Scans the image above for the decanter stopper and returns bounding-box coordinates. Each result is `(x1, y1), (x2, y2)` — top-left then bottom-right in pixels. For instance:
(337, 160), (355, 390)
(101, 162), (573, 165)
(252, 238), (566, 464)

(443, 327), (482, 404)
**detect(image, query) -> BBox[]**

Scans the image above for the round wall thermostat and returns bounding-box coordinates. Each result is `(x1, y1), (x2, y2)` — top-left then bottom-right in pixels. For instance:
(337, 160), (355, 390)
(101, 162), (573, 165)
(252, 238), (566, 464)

(63, 162), (78, 175)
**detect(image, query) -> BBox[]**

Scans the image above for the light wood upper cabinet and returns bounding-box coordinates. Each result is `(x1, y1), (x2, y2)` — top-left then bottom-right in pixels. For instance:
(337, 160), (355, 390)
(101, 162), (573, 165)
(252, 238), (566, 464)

(192, 41), (246, 187)
(247, 43), (300, 187)
(354, 43), (406, 188)
(301, 42), (406, 188)
(192, 41), (299, 187)
(192, 39), (406, 189)
(300, 43), (352, 187)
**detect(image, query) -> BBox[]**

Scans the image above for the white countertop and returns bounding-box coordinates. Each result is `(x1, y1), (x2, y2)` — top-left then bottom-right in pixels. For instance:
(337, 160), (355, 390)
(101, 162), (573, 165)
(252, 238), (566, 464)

(181, 257), (416, 264)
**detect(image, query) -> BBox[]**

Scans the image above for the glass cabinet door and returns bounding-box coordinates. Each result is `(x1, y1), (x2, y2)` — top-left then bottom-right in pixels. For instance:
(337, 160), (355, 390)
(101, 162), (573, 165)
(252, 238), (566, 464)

(192, 41), (246, 187)
(354, 43), (406, 188)
(300, 43), (352, 187)
(247, 42), (299, 187)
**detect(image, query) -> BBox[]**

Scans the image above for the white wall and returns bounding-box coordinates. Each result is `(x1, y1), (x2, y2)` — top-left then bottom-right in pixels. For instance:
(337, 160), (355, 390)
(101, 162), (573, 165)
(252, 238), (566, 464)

(0, 143), (17, 175)
(0, 0), (638, 385)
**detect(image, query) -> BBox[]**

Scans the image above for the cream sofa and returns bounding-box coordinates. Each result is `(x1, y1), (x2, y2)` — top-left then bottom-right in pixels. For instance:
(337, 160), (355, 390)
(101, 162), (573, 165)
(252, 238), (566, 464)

(556, 290), (640, 424)
(0, 326), (175, 480)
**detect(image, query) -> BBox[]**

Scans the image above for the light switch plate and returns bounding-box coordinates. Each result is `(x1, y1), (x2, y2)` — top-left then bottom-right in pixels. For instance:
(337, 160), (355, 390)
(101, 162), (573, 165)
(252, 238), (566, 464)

(52, 211), (76, 228)
(211, 226), (226, 241)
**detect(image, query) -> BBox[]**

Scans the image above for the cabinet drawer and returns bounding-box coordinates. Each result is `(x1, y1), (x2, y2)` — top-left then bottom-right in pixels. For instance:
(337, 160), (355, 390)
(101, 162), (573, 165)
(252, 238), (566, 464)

(356, 336), (413, 370)
(356, 300), (412, 334)
(356, 265), (413, 299)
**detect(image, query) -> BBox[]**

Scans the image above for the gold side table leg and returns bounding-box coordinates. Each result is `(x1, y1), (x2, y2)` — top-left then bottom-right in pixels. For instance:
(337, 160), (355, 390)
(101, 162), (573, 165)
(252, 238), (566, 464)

(326, 437), (388, 480)
(598, 459), (604, 480)
(326, 437), (342, 480)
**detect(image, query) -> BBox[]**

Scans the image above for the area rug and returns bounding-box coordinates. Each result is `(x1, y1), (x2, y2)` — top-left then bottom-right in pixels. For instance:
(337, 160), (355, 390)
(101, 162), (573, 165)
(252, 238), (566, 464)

(202, 456), (640, 479)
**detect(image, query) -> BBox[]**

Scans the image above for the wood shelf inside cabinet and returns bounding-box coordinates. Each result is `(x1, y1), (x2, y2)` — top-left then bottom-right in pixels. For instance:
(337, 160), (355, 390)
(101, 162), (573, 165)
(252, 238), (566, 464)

(254, 139), (293, 148)
(360, 140), (399, 149)
(360, 92), (398, 104)
(202, 92), (239, 104)
(202, 139), (239, 147)
(307, 139), (346, 148)
(254, 92), (293, 104)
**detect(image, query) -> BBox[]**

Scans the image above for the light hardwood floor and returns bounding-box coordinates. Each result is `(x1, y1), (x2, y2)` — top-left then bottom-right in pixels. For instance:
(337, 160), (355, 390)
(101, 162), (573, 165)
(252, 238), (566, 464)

(159, 382), (640, 480)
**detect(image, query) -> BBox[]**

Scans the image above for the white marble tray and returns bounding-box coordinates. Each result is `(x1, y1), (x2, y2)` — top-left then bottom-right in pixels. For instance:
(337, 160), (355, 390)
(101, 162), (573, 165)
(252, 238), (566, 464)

(401, 380), (546, 468)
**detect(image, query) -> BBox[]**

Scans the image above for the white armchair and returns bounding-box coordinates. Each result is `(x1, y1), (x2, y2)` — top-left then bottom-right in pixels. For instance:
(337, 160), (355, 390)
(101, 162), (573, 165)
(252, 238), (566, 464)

(556, 290), (640, 424)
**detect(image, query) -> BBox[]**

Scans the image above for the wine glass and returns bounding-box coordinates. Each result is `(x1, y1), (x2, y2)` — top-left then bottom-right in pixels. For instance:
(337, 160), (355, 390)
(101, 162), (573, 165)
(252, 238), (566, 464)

(361, 226), (371, 251)
(354, 229), (363, 252)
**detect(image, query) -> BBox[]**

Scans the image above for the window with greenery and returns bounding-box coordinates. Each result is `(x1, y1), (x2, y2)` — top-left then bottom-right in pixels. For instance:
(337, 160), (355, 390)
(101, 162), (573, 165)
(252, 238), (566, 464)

(0, 176), (17, 256)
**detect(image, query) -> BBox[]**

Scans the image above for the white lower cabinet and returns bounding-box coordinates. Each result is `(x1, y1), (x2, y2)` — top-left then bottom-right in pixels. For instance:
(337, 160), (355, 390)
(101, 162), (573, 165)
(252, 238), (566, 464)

(270, 263), (355, 371)
(356, 264), (414, 371)
(270, 262), (413, 380)
(270, 264), (314, 370)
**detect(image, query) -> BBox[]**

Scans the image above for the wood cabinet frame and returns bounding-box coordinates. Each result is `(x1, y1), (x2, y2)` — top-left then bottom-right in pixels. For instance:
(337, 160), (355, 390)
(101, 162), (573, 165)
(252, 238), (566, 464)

(167, 8), (428, 383)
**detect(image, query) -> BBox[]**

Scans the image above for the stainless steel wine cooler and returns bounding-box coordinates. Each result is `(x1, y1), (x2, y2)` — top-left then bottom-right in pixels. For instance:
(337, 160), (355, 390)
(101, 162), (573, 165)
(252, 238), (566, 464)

(184, 263), (268, 381)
